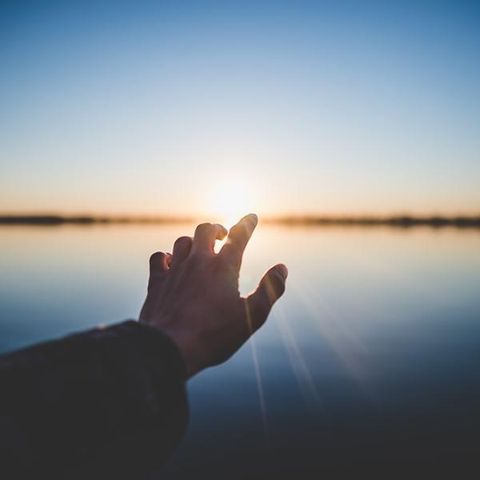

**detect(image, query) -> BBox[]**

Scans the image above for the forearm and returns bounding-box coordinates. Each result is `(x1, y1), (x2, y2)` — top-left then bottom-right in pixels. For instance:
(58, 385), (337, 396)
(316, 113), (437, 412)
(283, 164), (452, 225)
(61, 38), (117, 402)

(0, 321), (189, 478)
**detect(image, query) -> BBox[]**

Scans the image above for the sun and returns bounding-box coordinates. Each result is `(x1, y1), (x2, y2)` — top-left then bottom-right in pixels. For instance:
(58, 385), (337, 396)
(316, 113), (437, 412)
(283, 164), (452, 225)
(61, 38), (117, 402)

(207, 180), (257, 227)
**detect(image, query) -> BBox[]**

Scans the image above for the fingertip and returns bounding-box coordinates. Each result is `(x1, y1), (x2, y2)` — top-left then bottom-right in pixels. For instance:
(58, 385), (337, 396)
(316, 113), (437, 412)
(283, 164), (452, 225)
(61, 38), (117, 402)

(149, 251), (163, 265)
(220, 214), (258, 269)
(174, 235), (192, 250)
(171, 236), (193, 266)
(149, 251), (168, 272)
(262, 265), (287, 301)
(214, 223), (228, 240)
(246, 263), (287, 330)
(193, 222), (228, 252)
(194, 222), (213, 238)
(243, 213), (258, 227)
(274, 263), (288, 280)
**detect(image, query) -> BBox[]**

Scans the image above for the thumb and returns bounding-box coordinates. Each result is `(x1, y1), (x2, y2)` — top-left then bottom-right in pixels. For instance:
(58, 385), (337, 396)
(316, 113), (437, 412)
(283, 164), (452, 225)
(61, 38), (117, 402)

(245, 264), (288, 331)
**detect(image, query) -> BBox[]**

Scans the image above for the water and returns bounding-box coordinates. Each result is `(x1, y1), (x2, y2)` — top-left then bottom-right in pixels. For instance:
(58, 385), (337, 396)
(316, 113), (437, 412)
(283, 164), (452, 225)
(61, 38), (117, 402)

(1, 224), (479, 476)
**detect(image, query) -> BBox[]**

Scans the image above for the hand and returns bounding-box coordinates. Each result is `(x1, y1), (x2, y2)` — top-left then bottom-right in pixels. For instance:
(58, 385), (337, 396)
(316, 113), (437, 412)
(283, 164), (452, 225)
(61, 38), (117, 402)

(139, 214), (288, 378)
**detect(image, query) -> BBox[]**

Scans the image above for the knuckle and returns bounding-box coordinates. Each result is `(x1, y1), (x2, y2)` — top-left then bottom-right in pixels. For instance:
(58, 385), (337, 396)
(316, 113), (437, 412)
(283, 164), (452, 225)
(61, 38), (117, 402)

(191, 250), (212, 262)
(195, 222), (213, 235)
(174, 236), (190, 248)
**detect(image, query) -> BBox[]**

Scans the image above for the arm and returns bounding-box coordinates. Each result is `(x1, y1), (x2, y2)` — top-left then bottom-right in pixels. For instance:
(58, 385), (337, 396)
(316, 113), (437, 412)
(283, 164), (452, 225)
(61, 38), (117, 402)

(0, 321), (188, 478)
(0, 214), (287, 477)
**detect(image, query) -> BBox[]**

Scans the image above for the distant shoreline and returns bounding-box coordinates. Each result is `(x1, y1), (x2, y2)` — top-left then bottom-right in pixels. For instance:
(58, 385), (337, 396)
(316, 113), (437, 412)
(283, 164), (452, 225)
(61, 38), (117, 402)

(264, 215), (480, 228)
(1, 214), (479, 228)
(0, 215), (195, 225)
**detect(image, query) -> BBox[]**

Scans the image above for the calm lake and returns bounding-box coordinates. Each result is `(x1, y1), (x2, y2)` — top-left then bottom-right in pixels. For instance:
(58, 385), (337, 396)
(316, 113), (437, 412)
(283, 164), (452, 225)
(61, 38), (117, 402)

(1, 224), (479, 476)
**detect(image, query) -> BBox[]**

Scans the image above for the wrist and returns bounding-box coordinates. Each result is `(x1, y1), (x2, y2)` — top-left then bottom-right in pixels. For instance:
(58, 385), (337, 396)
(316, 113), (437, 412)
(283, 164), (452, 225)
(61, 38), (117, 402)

(141, 320), (203, 379)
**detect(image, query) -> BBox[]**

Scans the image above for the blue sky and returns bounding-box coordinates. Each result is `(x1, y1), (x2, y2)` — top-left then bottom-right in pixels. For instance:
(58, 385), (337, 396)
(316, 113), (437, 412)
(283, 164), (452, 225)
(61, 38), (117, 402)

(1, 0), (479, 215)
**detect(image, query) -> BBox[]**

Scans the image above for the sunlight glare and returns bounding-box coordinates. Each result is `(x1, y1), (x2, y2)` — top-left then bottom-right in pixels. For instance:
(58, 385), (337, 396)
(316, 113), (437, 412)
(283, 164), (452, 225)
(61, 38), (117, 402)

(208, 180), (257, 227)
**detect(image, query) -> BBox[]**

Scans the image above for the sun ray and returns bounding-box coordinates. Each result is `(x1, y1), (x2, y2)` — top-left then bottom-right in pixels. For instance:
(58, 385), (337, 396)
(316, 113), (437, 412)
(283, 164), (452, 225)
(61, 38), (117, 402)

(249, 337), (270, 444)
(288, 279), (379, 404)
(271, 302), (322, 410)
(245, 300), (270, 444)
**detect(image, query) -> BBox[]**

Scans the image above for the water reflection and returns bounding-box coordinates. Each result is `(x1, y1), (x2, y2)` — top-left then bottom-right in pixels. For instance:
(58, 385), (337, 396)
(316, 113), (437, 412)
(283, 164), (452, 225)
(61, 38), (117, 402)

(1, 225), (479, 476)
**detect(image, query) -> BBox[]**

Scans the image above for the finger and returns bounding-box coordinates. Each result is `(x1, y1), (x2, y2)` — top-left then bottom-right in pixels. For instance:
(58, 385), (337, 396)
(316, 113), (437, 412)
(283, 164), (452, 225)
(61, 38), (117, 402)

(192, 222), (228, 254)
(245, 264), (288, 331)
(149, 251), (170, 276)
(220, 213), (258, 269)
(171, 236), (193, 266)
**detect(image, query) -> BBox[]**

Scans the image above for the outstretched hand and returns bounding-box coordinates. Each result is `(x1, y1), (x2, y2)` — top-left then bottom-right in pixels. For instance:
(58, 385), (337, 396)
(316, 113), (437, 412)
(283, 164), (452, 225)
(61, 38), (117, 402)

(139, 214), (288, 378)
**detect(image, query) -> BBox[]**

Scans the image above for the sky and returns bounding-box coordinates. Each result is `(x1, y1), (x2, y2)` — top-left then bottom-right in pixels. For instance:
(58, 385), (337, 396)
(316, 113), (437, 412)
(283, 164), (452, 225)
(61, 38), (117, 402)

(1, 0), (479, 217)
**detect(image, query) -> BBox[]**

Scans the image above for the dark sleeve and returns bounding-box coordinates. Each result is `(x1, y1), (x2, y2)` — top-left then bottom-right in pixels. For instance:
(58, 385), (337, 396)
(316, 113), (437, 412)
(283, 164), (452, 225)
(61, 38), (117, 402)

(0, 320), (189, 479)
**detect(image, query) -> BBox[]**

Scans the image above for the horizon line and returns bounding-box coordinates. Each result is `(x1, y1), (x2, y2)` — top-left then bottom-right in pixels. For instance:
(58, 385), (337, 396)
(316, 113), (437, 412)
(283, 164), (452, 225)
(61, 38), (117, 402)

(1, 213), (480, 228)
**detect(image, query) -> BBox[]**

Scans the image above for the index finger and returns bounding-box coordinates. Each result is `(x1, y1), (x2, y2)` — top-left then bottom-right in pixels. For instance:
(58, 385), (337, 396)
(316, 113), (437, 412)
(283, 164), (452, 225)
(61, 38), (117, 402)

(219, 213), (258, 269)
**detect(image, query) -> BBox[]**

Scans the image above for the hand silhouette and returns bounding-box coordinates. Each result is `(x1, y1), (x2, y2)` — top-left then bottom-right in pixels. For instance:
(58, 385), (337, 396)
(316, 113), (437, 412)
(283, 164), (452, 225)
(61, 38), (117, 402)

(139, 213), (288, 378)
